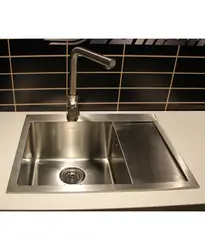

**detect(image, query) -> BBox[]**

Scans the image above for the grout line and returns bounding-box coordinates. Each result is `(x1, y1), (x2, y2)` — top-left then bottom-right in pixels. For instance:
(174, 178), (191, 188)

(165, 46), (180, 110)
(116, 45), (126, 111)
(77, 71), (121, 74)
(77, 87), (118, 90)
(171, 87), (205, 90)
(2, 101), (205, 107)
(65, 40), (68, 95)
(3, 71), (205, 75)
(9, 55), (67, 58)
(121, 71), (173, 74)
(15, 103), (65, 106)
(121, 87), (169, 90)
(11, 72), (67, 75)
(13, 102), (118, 106)
(117, 102), (166, 104)
(2, 87), (205, 91)
(0, 73), (11, 75)
(0, 56), (10, 58)
(168, 102), (205, 104)
(0, 89), (13, 91)
(15, 88), (66, 91)
(0, 103), (14, 106)
(7, 39), (16, 111)
(2, 54), (205, 59)
(123, 54), (176, 58)
(178, 55), (205, 59)
(174, 72), (205, 75)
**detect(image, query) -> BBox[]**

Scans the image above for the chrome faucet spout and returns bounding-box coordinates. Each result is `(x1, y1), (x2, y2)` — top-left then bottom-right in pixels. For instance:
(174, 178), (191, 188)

(66, 47), (116, 121)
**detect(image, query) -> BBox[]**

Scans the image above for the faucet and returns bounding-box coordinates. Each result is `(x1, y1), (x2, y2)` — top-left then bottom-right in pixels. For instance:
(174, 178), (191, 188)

(66, 47), (116, 121)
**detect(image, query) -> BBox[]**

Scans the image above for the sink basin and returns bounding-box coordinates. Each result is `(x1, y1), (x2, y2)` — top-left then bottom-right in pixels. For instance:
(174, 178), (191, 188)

(7, 114), (199, 193)
(17, 122), (130, 187)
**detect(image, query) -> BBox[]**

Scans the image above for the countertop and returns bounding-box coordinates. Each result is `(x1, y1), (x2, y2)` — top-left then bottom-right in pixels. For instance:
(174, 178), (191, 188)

(0, 111), (205, 210)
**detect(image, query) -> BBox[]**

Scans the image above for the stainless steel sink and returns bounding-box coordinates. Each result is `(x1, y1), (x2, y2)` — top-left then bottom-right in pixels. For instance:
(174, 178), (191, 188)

(17, 122), (130, 187)
(7, 113), (199, 193)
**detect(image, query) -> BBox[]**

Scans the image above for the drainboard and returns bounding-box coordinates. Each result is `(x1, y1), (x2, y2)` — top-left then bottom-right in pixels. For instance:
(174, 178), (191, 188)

(7, 113), (199, 193)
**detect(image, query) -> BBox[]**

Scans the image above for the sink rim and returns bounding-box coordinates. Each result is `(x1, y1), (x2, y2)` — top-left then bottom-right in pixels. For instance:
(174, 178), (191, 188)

(7, 113), (199, 193)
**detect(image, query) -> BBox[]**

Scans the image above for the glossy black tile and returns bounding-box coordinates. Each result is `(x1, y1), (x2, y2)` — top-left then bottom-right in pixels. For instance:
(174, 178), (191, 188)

(176, 58), (205, 73)
(78, 103), (117, 111)
(169, 89), (205, 102)
(123, 57), (175, 72)
(0, 58), (10, 73)
(173, 74), (205, 88)
(78, 89), (118, 102)
(0, 39), (8, 56)
(0, 106), (15, 112)
(16, 104), (66, 111)
(179, 46), (205, 56)
(76, 56), (121, 72)
(125, 45), (177, 55)
(0, 105), (14, 111)
(120, 89), (168, 102)
(75, 73), (120, 88)
(119, 103), (165, 111)
(167, 103), (205, 110)
(0, 75), (12, 89)
(15, 89), (66, 104)
(122, 73), (171, 87)
(12, 57), (66, 73)
(0, 91), (14, 104)
(10, 39), (66, 55)
(14, 74), (66, 89)
(68, 44), (123, 55)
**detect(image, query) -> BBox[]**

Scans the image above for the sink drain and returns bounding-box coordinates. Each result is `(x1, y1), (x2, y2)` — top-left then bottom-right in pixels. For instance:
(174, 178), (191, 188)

(60, 168), (85, 184)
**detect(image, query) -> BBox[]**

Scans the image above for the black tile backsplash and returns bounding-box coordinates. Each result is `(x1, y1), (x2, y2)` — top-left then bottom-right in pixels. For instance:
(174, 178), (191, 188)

(169, 89), (205, 102)
(0, 91), (14, 104)
(0, 58), (10, 73)
(0, 75), (12, 89)
(10, 39), (66, 55)
(167, 103), (205, 110)
(173, 74), (205, 88)
(125, 45), (177, 55)
(122, 74), (171, 87)
(75, 73), (120, 88)
(12, 57), (66, 73)
(14, 74), (66, 89)
(120, 89), (168, 102)
(16, 104), (66, 112)
(77, 89), (118, 103)
(0, 105), (14, 111)
(1, 39), (205, 111)
(0, 39), (8, 56)
(179, 46), (205, 56)
(15, 89), (65, 104)
(78, 104), (117, 111)
(119, 104), (165, 111)
(123, 57), (175, 72)
(176, 58), (205, 73)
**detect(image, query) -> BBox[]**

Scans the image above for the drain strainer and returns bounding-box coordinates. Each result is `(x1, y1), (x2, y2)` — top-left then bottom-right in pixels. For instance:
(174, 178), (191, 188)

(60, 168), (85, 184)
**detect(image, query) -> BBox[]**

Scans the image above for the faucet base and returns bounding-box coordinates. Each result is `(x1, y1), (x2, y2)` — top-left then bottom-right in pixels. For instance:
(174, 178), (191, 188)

(66, 95), (80, 121)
